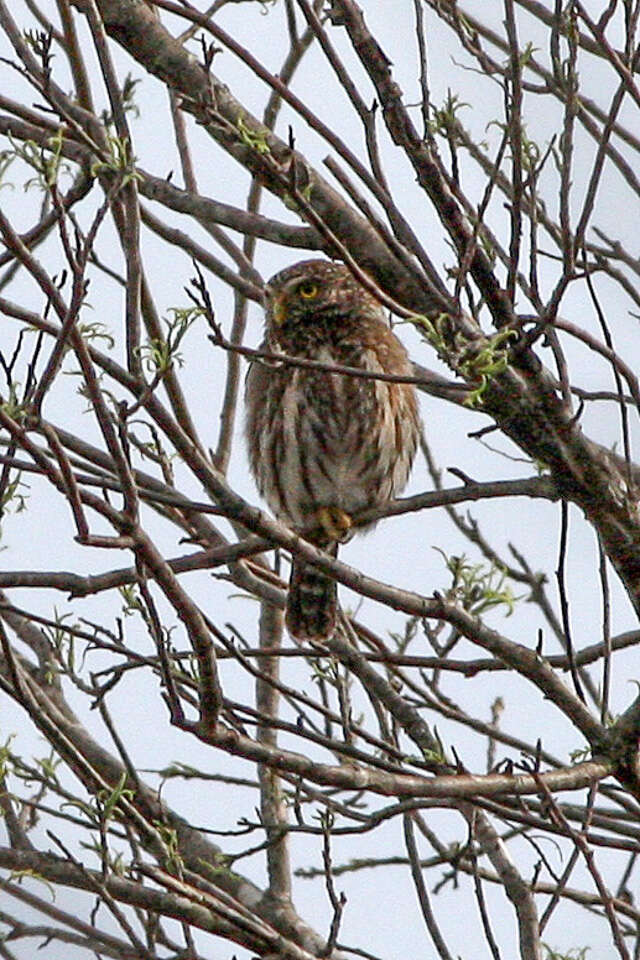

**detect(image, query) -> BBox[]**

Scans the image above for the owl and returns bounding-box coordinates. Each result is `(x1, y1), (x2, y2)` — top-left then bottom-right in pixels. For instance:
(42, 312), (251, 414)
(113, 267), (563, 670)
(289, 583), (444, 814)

(245, 259), (420, 641)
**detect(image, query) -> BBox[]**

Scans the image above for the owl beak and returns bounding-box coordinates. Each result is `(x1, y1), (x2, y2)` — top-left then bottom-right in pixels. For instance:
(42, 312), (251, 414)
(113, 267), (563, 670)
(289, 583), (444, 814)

(269, 291), (287, 327)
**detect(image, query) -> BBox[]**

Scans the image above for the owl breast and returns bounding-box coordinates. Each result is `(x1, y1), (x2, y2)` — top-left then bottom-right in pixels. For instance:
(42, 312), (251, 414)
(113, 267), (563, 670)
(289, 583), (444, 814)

(246, 328), (419, 533)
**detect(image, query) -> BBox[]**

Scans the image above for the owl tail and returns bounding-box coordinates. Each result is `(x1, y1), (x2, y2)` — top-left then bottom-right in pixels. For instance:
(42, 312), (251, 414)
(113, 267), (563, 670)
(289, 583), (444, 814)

(286, 545), (338, 642)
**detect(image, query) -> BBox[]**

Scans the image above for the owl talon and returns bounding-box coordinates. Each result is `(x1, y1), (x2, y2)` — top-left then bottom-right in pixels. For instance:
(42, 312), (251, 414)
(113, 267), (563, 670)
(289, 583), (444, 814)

(316, 506), (352, 543)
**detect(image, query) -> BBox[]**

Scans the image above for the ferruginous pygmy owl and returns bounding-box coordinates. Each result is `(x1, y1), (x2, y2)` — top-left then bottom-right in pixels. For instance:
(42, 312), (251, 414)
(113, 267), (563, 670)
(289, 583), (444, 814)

(245, 259), (420, 641)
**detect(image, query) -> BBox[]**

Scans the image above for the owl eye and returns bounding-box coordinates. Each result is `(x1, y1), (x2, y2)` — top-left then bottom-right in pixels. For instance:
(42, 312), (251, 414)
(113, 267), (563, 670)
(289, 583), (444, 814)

(297, 281), (319, 299)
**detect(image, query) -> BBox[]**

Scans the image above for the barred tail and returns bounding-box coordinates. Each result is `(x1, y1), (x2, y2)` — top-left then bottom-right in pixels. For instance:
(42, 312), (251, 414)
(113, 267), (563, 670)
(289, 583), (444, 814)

(286, 554), (337, 642)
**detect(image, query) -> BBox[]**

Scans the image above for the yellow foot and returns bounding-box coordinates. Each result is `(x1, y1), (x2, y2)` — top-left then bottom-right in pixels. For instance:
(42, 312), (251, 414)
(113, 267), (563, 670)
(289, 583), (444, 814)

(315, 506), (353, 543)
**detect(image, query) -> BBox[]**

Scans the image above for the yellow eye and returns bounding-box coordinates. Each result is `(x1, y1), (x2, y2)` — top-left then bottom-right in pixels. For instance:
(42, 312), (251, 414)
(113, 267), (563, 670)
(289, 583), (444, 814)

(297, 281), (318, 299)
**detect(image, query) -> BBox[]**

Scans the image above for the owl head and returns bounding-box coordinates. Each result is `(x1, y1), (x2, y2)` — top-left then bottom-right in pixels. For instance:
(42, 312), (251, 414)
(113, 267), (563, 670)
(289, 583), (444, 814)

(264, 259), (384, 335)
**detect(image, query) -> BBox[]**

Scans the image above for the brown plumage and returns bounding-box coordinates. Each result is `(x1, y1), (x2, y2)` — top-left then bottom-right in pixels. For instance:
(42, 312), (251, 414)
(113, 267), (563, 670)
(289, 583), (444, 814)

(245, 259), (420, 641)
